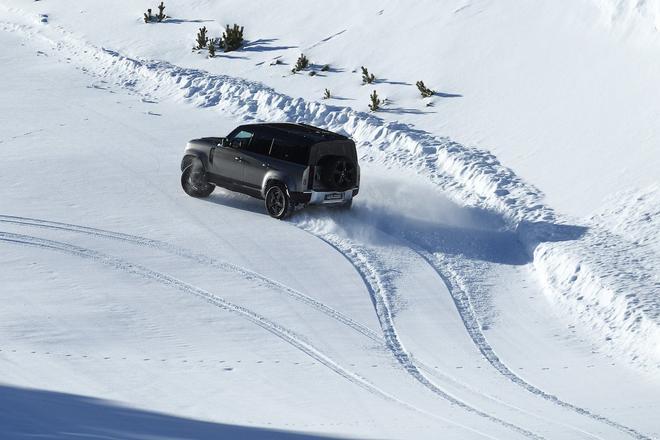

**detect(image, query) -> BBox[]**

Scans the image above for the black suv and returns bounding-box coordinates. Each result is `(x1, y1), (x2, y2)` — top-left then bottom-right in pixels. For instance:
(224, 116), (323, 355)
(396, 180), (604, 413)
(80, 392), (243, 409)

(180, 123), (360, 219)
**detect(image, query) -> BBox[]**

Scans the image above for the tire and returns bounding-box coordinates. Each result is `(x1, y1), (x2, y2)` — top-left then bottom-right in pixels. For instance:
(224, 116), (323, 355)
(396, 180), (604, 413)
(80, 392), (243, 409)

(181, 160), (214, 198)
(265, 184), (293, 219)
(319, 156), (357, 191)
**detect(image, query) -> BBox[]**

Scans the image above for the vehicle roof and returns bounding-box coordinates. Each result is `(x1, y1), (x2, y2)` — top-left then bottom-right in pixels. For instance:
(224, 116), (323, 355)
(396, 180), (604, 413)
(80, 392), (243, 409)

(239, 122), (348, 143)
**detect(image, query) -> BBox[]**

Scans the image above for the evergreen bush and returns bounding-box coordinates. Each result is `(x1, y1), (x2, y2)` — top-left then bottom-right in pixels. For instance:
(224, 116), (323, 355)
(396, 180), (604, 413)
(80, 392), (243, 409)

(416, 80), (435, 98)
(361, 66), (375, 84)
(195, 26), (209, 50)
(221, 24), (244, 52)
(368, 90), (380, 111)
(156, 2), (166, 22)
(292, 54), (309, 73)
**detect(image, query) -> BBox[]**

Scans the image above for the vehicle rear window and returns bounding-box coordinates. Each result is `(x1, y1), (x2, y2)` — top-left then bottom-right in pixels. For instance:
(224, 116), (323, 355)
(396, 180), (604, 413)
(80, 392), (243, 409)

(269, 137), (309, 165)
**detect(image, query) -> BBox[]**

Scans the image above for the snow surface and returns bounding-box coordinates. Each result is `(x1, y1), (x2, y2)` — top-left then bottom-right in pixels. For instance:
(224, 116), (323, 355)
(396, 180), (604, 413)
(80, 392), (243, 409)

(0, 1), (658, 439)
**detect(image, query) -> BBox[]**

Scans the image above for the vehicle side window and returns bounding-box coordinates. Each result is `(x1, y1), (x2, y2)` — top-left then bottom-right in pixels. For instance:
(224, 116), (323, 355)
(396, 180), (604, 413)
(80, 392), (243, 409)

(245, 134), (272, 156)
(269, 138), (309, 165)
(230, 130), (253, 149)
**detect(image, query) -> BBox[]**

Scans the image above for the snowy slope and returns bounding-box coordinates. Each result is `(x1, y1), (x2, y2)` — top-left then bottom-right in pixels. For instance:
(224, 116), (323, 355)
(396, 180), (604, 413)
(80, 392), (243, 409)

(1, 1), (659, 439)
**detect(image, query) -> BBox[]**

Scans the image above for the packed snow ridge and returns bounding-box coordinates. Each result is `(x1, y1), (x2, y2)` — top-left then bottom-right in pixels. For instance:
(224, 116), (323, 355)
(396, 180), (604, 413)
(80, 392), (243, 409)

(5, 6), (658, 371)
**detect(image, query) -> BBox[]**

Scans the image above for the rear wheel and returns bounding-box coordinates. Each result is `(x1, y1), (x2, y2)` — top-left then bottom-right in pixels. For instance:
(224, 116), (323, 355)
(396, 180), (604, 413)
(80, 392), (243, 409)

(265, 184), (293, 219)
(181, 160), (214, 198)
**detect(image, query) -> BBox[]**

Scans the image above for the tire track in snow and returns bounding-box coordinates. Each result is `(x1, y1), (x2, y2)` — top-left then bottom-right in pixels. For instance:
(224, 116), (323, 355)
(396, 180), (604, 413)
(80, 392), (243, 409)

(347, 221), (651, 440)
(406, 244), (653, 440)
(0, 216), (600, 439)
(299, 229), (545, 440)
(0, 215), (383, 344)
(0, 230), (505, 438)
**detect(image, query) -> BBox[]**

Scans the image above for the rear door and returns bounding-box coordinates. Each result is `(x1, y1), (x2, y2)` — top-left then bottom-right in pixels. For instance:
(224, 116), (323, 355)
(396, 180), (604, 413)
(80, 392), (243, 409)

(239, 129), (274, 192)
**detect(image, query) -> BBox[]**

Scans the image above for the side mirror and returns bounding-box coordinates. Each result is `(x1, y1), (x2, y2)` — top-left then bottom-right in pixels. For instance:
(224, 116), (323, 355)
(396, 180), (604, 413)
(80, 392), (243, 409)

(217, 137), (228, 147)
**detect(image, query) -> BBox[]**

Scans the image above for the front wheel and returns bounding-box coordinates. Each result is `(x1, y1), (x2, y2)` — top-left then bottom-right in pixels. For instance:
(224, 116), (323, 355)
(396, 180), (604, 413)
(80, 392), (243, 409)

(181, 161), (214, 198)
(265, 184), (293, 219)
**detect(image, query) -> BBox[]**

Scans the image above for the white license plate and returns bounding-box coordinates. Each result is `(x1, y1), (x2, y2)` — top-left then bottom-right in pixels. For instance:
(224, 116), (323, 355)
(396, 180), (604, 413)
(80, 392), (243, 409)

(324, 193), (343, 201)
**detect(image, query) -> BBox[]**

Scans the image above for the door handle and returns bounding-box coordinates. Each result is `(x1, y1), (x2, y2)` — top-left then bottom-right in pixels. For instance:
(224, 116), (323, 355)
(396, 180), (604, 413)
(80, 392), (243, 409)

(261, 163), (270, 168)
(234, 156), (243, 162)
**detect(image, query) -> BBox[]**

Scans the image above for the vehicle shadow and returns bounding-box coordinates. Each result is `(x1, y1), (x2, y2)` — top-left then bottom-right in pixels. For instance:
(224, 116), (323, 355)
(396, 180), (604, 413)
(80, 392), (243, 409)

(203, 179), (587, 267)
(0, 385), (344, 440)
(206, 189), (266, 216)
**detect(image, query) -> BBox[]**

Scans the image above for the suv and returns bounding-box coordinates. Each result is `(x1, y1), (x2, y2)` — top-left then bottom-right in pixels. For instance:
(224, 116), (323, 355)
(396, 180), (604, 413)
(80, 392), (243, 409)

(180, 123), (360, 219)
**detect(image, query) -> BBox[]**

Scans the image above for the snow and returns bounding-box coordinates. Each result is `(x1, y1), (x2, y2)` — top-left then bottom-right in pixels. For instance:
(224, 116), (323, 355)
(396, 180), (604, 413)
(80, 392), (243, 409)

(1, 1), (659, 439)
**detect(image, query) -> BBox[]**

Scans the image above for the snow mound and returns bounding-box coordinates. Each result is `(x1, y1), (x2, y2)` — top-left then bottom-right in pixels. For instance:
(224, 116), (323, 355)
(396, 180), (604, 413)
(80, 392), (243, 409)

(531, 230), (660, 370)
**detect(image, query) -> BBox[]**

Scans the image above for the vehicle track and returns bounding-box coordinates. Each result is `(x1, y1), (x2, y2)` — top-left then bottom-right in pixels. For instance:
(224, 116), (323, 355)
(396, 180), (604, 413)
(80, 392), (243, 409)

(394, 232), (653, 440)
(0, 215), (383, 344)
(0, 230), (507, 438)
(300, 230), (545, 440)
(0, 215), (596, 439)
(312, 220), (650, 440)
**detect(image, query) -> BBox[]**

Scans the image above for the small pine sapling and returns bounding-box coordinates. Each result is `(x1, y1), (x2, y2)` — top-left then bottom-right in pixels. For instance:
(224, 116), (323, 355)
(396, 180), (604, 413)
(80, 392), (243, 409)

(321, 64), (330, 72)
(361, 66), (375, 84)
(221, 24), (244, 52)
(208, 39), (216, 58)
(195, 26), (209, 50)
(156, 1), (166, 22)
(416, 80), (435, 98)
(292, 54), (309, 73)
(308, 71), (316, 76)
(368, 90), (381, 111)
(143, 8), (152, 23)
(323, 88), (331, 99)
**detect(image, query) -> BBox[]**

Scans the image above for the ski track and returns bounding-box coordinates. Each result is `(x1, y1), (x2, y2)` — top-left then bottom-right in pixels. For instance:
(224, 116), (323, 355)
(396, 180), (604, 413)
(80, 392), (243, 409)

(0, 215), (382, 344)
(0, 230), (511, 439)
(300, 225), (650, 440)
(299, 230), (545, 440)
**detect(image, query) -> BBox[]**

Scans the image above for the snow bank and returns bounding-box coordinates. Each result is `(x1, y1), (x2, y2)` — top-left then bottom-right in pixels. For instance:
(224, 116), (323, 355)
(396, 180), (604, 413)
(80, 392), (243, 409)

(525, 221), (660, 369)
(4, 5), (657, 370)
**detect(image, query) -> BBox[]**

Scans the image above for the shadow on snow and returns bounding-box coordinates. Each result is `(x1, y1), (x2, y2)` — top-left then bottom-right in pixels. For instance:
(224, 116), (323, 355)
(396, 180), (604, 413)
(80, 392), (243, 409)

(0, 385), (345, 440)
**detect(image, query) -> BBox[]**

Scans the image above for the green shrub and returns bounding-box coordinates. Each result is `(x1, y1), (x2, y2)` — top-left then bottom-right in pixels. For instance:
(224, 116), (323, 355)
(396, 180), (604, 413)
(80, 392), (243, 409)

(156, 2), (166, 22)
(361, 66), (375, 84)
(368, 90), (380, 111)
(321, 64), (330, 72)
(221, 24), (244, 52)
(292, 54), (309, 73)
(416, 80), (435, 98)
(323, 88), (331, 99)
(208, 39), (216, 57)
(195, 26), (209, 50)
(143, 8), (152, 23)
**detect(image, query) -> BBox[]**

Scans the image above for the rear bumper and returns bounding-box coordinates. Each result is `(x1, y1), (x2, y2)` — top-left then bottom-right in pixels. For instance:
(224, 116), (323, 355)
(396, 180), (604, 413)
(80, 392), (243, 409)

(291, 188), (358, 205)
